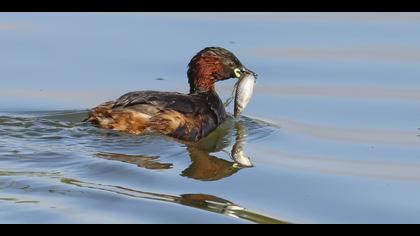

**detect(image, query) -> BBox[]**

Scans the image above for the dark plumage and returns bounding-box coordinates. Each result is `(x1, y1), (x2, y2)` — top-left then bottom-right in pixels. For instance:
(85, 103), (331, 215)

(86, 47), (256, 142)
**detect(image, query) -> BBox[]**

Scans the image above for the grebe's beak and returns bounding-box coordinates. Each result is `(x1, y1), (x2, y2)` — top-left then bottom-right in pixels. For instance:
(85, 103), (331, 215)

(234, 67), (258, 79)
(243, 68), (258, 78)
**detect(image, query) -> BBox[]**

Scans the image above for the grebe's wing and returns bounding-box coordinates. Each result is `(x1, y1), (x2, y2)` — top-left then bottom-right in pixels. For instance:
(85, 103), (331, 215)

(112, 91), (205, 115)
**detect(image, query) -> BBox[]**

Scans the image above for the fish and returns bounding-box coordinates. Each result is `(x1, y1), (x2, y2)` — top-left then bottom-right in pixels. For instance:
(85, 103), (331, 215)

(234, 73), (257, 118)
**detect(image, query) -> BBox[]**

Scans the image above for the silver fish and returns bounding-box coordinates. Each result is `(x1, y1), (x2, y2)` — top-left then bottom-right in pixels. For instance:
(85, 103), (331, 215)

(234, 73), (257, 117)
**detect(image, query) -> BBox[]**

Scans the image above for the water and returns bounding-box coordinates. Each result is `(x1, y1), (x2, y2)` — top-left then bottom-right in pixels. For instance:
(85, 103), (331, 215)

(1, 13), (420, 223)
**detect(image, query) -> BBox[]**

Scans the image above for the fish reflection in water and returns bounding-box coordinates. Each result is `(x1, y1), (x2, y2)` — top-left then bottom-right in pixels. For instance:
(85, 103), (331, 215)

(96, 117), (260, 181)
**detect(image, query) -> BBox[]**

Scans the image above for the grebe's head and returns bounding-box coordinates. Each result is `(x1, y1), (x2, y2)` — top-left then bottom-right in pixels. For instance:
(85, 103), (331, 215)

(187, 47), (257, 93)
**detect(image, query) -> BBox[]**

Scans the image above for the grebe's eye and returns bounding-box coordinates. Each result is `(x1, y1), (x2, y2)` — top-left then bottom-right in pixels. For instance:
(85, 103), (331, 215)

(234, 68), (241, 78)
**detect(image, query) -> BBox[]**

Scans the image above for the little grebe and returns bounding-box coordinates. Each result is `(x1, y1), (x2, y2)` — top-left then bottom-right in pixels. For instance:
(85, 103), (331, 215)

(86, 47), (257, 142)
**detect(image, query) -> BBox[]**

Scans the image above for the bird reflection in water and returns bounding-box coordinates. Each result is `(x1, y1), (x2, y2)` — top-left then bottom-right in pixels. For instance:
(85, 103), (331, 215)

(62, 177), (285, 224)
(96, 117), (254, 181)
